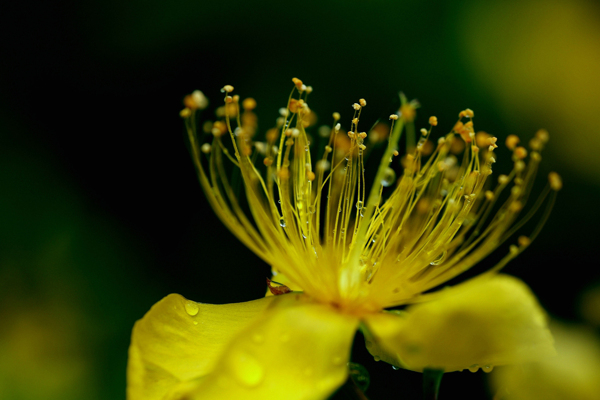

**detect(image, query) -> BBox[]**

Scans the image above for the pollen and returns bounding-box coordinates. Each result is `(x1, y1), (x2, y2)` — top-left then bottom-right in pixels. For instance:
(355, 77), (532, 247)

(182, 79), (559, 313)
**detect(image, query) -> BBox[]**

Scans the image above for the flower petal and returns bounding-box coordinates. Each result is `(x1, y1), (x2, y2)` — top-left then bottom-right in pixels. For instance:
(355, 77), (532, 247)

(172, 293), (359, 400)
(492, 322), (600, 400)
(362, 274), (555, 372)
(127, 294), (276, 400)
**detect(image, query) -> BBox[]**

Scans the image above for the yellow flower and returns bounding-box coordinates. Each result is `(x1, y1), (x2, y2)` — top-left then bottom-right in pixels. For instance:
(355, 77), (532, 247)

(127, 79), (561, 400)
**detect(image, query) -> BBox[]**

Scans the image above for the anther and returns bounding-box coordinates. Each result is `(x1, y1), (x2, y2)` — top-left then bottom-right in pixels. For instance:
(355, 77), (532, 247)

(263, 157), (273, 167)
(300, 84), (307, 92)
(179, 108), (191, 118)
(352, 118), (359, 125)
(352, 103), (361, 110)
(222, 85), (234, 93)
(359, 144), (367, 151)
(485, 190), (494, 200)
(359, 98), (367, 107)
(225, 96), (233, 103)
(333, 112), (341, 121)
(515, 161), (525, 172)
(242, 98), (257, 110)
(548, 172), (562, 191)
(518, 236), (531, 247)
(529, 138), (542, 151)
(335, 123), (341, 132)
(306, 86), (313, 94)
(464, 109), (474, 118)
(190, 90), (208, 109)
(325, 145), (333, 153)
(536, 129), (549, 143)
(429, 116), (438, 126)
(307, 171), (316, 181)
(498, 175), (509, 185)
(392, 150), (399, 157)
(292, 77), (303, 90)
(389, 114), (399, 120)
(291, 128), (300, 137)
(359, 132), (367, 139)
(201, 143), (211, 154)
(509, 200), (523, 212)
(514, 146), (528, 159)
(505, 135), (520, 150)
(420, 128), (428, 136)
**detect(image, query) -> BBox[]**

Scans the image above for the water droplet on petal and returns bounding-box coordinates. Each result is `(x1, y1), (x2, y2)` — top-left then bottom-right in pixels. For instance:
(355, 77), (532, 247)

(483, 365), (494, 373)
(193, 321), (198, 325)
(185, 301), (199, 316)
(468, 364), (479, 373)
(279, 217), (286, 228)
(230, 351), (264, 387)
(392, 365), (400, 370)
(373, 356), (381, 362)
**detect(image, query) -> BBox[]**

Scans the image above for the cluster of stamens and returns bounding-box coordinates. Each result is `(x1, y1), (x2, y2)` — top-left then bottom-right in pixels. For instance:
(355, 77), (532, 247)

(180, 78), (561, 313)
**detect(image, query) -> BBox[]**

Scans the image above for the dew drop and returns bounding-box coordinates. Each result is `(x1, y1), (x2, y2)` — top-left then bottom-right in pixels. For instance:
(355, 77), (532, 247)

(230, 351), (264, 387)
(193, 321), (198, 325)
(392, 365), (400, 370)
(483, 365), (494, 373)
(373, 356), (381, 362)
(356, 200), (364, 210)
(279, 217), (286, 228)
(184, 301), (199, 316)
(381, 167), (396, 187)
(430, 250), (447, 265)
(468, 364), (479, 373)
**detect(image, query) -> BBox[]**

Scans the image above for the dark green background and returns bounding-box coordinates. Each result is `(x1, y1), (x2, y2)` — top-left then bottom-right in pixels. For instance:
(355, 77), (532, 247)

(2, 0), (599, 399)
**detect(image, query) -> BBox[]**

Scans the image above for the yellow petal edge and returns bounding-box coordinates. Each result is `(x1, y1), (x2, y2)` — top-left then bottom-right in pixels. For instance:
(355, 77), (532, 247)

(128, 293), (358, 400)
(362, 274), (555, 372)
(127, 294), (276, 400)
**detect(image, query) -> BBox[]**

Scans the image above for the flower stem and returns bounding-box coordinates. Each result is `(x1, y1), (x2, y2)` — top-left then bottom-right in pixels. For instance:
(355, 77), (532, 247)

(423, 368), (444, 400)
